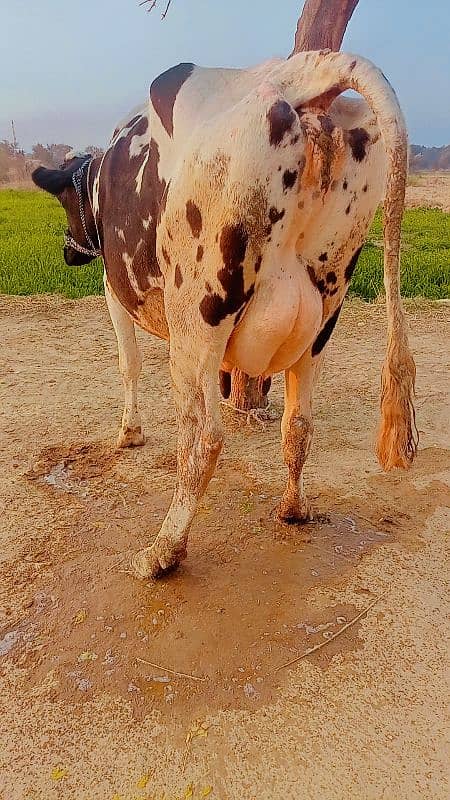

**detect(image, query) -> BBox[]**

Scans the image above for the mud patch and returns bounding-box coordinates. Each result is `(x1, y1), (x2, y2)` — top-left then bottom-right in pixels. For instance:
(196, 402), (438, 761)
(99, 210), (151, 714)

(3, 488), (391, 722)
(25, 441), (120, 486)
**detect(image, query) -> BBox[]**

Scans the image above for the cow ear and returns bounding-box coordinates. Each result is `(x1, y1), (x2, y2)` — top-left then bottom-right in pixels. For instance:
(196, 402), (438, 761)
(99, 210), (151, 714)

(31, 166), (71, 196)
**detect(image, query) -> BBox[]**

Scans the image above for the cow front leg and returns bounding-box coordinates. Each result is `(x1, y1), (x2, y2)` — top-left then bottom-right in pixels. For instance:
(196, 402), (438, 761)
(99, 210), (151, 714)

(104, 279), (145, 448)
(132, 335), (224, 579)
(277, 351), (323, 523)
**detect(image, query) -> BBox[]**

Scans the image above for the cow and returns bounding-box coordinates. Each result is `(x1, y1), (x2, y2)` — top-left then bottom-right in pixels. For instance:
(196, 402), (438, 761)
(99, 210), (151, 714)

(32, 49), (418, 579)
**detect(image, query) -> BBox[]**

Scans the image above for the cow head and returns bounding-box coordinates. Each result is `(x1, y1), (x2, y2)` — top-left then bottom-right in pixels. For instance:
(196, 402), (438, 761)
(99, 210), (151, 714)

(32, 153), (101, 266)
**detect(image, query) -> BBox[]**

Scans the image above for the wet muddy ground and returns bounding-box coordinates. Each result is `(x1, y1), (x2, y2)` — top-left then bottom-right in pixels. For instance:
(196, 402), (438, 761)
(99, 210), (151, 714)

(0, 296), (448, 799)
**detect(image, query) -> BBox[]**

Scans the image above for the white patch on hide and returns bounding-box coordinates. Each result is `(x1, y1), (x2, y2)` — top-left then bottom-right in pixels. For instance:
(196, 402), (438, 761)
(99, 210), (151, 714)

(135, 149), (149, 194)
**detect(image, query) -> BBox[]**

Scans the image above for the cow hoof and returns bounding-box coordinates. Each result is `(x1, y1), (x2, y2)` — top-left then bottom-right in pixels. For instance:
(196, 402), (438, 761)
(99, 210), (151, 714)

(131, 540), (187, 580)
(276, 498), (312, 525)
(117, 426), (145, 448)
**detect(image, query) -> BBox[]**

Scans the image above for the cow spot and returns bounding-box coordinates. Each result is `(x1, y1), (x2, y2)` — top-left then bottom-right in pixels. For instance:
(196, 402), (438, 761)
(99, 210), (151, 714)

(318, 114), (335, 135)
(199, 267), (254, 327)
(307, 265), (339, 298)
(319, 252), (328, 262)
(150, 62), (195, 137)
(345, 204), (351, 215)
(343, 180), (348, 191)
(312, 303), (343, 356)
(131, 116), (148, 139)
(174, 264), (183, 288)
(255, 254), (262, 273)
(267, 99), (297, 147)
(344, 246), (363, 282)
(220, 224), (248, 270)
(347, 128), (370, 162)
(186, 200), (202, 238)
(282, 169), (298, 191)
(291, 134), (300, 145)
(196, 245), (204, 262)
(162, 245), (171, 266)
(268, 206), (285, 225)
(363, 183), (368, 193)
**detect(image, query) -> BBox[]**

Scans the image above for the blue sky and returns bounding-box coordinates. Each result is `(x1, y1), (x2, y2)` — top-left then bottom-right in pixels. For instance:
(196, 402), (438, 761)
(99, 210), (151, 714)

(1, 0), (448, 150)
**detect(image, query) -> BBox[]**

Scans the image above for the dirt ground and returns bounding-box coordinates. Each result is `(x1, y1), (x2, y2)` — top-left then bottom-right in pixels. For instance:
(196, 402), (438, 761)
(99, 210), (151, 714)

(406, 172), (450, 212)
(0, 295), (449, 800)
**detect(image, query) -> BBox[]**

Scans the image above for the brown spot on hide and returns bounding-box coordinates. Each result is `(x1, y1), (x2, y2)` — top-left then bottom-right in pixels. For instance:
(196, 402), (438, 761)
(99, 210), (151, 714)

(174, 264), (183, 288)
(326, 271), (337, 284)
(150, 62), (195, 137)
(307, 265), (317, 286)
(282, 169), (298, 191)
(347, 128), (370, 162)
(312, 303), (343, 356)
(219, 224), (248, 270)
(268, 206), (285, 224)
(99, 128), (166, 316)
(319, 115), (335, 134)
(129, 116), (148, 141)
(255, 254), (262, 273)
(267, 100), (297, 147)
(199, 271), (254, 328)
(343, 180), (348, 190)
(363, 183), (368, 193)
(345, 204), (351, 214)
(344, 246), (363, 282)
(186, 200), (202, 238)
(319, 252), (328, 262)
(196, 245), (204, 262)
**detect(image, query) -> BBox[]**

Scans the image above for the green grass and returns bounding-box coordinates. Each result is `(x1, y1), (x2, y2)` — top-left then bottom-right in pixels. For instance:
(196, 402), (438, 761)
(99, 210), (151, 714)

(0, 190), (103, 297)
(0, 189), (449, 300)
(351, 207), (450, 300)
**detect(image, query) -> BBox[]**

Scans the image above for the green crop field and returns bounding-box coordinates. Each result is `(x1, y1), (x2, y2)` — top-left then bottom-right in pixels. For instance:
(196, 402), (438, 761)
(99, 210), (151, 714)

(0, 189), (449, 300)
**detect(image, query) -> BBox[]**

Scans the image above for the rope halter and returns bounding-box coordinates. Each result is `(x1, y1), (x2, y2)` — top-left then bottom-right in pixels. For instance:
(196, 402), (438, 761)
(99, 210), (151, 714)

(63, 157), (102, 258)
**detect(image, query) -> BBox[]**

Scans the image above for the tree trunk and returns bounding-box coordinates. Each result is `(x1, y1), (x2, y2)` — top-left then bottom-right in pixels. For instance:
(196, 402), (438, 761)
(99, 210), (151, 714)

(291, 0), (359, 55)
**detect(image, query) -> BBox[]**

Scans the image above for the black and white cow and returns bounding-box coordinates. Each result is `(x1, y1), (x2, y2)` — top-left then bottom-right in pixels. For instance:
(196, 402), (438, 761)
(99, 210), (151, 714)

(32, 49), (417, 578)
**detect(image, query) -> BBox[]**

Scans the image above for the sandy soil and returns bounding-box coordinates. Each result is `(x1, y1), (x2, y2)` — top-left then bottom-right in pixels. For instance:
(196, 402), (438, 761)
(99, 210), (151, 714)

(406, 172), (450, 213)
(0, 295), (449, 800)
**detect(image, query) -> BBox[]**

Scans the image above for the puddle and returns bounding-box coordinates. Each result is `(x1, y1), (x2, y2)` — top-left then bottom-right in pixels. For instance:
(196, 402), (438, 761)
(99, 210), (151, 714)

(0, 629), (21, 656)
(6, 499), (392, 720)
(44, 461), (89, 497)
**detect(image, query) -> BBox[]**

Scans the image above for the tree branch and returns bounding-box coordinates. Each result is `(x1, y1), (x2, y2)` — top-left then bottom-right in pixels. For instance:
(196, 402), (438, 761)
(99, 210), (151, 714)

(139, 0), (173, 18)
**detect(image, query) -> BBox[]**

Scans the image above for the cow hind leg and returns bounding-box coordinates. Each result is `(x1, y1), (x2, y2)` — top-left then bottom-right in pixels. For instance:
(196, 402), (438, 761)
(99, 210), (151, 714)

(104, 279), (145, 448)
(132, 320), (226, 579)
(277, 350), (323, 523)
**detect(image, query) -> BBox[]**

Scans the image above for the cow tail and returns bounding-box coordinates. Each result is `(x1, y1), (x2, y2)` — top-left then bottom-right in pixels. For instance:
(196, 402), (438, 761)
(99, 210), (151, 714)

(282, 50), (418, 469)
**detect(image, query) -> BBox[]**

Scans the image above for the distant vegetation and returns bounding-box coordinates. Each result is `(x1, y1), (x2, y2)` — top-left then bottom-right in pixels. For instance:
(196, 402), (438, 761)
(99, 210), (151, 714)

(0, 137), (448, 186)
(410, 144), (450, 172)
(0, 141), (104, 185)
(0, 190), (448, 301)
